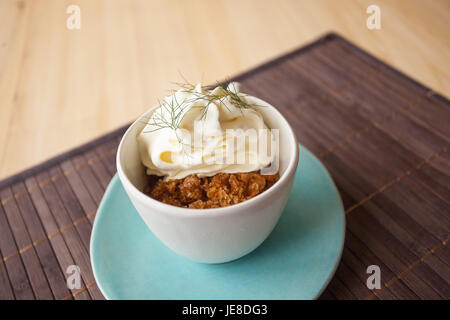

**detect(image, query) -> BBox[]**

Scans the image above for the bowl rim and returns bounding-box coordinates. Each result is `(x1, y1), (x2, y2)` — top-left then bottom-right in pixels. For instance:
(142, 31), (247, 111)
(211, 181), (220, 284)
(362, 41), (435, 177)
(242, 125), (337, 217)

(116, 96), (299, 218)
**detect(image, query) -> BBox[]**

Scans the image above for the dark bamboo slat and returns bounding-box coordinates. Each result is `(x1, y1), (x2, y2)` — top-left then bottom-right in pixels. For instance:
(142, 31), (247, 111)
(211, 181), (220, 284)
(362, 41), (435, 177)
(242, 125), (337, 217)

(11, 182), (70, 299)
(35, 170), (101, 299)
(24, 176), (92, 300)
(82, 149), (113, 190)
(0, 202), (35, 299)
(0, 33), (448, 300)
(70, 154), (105, 205)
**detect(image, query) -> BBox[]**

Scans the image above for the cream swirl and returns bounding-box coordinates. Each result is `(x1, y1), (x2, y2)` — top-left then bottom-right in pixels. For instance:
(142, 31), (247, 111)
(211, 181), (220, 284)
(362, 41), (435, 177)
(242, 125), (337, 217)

(137, 82), (275, 180)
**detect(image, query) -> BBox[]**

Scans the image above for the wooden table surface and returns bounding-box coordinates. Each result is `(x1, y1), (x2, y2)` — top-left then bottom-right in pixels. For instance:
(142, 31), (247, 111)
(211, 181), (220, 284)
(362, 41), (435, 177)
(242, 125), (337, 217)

(0, 0), (449, 180)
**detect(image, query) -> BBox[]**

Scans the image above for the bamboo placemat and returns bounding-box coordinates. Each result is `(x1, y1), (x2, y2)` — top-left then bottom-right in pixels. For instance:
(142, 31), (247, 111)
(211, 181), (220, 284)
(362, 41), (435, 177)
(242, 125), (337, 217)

(0, 33), (448, 300)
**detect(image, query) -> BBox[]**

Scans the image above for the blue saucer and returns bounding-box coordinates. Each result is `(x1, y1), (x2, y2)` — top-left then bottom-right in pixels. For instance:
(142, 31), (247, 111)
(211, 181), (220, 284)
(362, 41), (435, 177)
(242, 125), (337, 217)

(90, 146), (345, 299)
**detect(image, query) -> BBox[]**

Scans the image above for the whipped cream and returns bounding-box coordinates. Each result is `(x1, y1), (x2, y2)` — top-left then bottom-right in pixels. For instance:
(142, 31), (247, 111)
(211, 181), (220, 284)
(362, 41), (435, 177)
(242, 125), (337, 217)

(137, 82), (275, 180)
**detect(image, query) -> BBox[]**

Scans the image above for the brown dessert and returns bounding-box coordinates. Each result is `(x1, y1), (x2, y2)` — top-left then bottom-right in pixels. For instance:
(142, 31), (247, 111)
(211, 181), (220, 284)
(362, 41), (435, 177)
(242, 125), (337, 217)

(143, 171), (280, 209)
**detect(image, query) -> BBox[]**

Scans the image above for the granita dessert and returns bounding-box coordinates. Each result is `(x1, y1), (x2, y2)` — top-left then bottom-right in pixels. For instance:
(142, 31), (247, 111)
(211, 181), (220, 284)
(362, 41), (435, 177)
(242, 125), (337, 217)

(137, 82), (279, 208)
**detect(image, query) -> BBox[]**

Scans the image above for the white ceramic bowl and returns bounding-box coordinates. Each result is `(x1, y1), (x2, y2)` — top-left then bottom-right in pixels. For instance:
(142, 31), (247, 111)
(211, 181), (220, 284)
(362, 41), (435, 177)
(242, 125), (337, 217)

(117, 96), (299, 263)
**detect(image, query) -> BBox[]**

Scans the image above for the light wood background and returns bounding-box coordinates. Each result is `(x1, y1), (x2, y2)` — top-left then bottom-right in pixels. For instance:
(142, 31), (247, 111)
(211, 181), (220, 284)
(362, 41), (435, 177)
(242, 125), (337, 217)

(0, 0), (449, 180)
